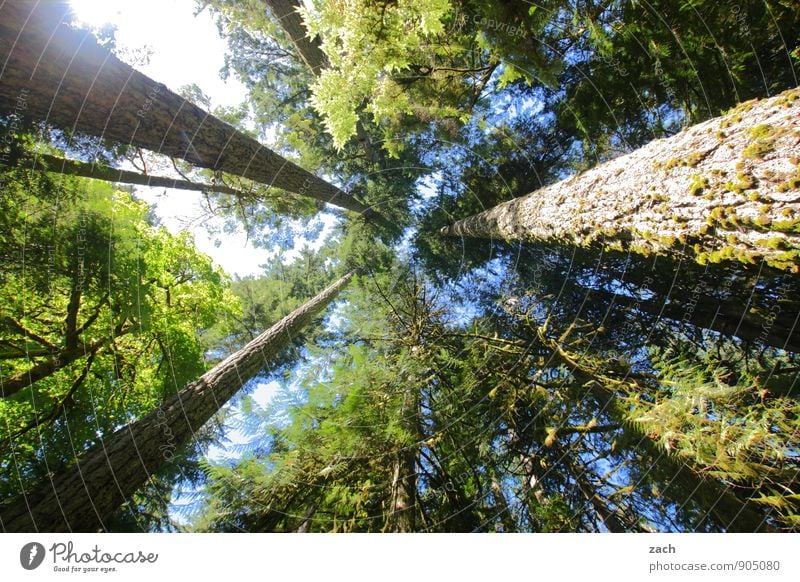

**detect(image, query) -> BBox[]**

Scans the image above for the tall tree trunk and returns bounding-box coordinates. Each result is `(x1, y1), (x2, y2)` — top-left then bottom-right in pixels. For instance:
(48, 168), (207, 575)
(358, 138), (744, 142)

(442, 87), (800, 272)
(264, 0), (327, 75)
(0, 2), (372, 215)
(0, 270), (356, 532)
(19, 153), (249, 196)
(386, 388), (418, 532)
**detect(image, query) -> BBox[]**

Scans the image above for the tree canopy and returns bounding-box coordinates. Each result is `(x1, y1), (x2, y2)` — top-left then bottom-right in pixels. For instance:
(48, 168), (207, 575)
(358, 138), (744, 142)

(0, 0), (798, 533)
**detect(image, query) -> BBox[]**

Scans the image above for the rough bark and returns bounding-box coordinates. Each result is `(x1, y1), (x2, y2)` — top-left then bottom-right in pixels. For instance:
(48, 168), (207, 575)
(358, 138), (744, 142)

(0, 269), (356, 532)
(264, 0), (327, 75)
(0, 3), (371, 215)
(19, 153), (249, 196)
(442, 87), (800, 272)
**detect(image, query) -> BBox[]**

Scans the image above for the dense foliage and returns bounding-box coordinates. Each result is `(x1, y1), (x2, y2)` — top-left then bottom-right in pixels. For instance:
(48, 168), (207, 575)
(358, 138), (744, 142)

(0, 160), (238, 503)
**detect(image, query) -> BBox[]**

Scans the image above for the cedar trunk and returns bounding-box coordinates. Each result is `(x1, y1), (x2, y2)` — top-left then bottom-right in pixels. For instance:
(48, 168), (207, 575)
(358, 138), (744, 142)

(0, 270), (356, 532)
(442, 87), (800, 272)
(0, 3), (370, 214)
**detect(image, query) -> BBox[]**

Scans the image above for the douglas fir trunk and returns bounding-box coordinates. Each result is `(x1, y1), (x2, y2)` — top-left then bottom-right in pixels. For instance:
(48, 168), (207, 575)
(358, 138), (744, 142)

(0, 270), (356, 532)
(442, 88), (800, 272)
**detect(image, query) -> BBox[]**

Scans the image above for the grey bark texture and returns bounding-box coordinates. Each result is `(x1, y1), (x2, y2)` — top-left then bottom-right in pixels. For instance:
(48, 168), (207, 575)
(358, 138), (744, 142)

(264, 0), (328, 75)
(442, 87), (800, 272)
(0, 2), (371, 214)
(0, 269), (356, 532)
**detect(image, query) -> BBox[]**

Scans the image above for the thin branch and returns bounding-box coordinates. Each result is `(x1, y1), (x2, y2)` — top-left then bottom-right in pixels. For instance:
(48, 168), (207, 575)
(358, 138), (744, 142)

(0, 316), (57, 350)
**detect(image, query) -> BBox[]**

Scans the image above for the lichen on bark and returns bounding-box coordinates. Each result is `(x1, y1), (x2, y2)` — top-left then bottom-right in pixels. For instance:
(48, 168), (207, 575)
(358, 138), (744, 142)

(441, 87), (800, 272)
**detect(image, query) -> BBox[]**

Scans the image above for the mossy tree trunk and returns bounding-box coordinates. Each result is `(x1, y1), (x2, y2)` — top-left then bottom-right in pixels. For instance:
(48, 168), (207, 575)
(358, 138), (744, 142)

(0, 3), (372, 215)
(442, 87), (800, 272)
(0, 270), (356, 532)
